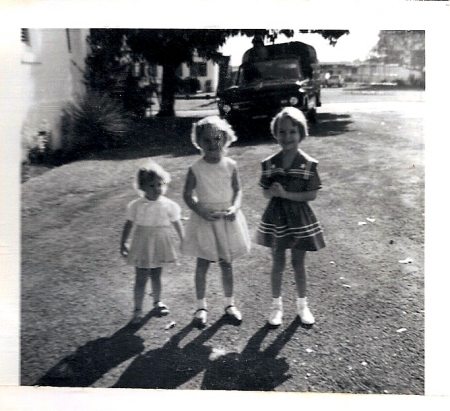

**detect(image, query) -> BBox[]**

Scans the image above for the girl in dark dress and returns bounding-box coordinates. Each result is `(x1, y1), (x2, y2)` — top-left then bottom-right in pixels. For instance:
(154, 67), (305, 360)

(256, 107), (325, 326)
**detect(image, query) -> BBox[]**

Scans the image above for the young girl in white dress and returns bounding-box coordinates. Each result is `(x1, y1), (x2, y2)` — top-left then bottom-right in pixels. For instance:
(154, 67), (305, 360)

(182, 116), (251, 328)
(121, 160), (184, 323)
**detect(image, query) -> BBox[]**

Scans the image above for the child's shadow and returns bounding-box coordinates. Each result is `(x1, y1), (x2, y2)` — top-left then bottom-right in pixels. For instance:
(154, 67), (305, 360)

(35, 312), (156, 387)
(113, 317), (301, 391)
(112, 318), (227, 389)
(201, 317), (302, 391)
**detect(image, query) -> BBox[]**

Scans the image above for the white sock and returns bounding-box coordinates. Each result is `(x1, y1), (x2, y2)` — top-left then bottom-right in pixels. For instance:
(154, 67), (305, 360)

(272, 297), (282, 309)
(197, 298), (207, 310)
(224, 296), (235, 307)
(297, 297), (308, 307)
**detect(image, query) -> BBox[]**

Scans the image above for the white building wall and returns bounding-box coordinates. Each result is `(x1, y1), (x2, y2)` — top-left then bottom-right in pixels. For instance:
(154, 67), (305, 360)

(20, 29), (89, 158)
(180, 55), (219, 93)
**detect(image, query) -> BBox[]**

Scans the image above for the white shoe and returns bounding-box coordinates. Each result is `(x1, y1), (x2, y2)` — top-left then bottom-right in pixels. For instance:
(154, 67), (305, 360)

(268, 307), (283, 326)
(225, 305), (242, 322)
(194, 308), (208, 327)
(297, 301), (315, 325)
(131, 308), (143, 324)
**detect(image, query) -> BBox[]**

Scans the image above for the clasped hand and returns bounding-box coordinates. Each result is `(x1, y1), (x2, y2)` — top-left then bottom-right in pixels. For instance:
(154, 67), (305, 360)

(269, 182), (286, 198)
(197, 204), (237, 221)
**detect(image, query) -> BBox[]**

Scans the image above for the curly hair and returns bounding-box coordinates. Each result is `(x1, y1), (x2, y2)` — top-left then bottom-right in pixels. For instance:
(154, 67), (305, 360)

(190, 115), (237, 152)
(270, 107), (309, 140)
(134, 160), (171, 195)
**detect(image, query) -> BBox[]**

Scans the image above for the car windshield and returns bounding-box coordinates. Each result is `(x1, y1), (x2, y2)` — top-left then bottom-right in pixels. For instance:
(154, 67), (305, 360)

(237, 59), (302, 86)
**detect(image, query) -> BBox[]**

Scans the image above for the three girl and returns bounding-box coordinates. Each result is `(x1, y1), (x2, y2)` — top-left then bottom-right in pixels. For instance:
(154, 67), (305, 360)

(121, 161), (184, 323)
(182, 116), (251, 327)
(256, 107), (325, 326)
(121, 108), (324, 328)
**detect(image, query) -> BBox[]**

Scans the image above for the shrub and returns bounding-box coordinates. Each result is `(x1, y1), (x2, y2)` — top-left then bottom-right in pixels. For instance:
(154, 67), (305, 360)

(61, 92), (131, 157)
(22, 120), (53, 164)
(204, 79), (212, 93)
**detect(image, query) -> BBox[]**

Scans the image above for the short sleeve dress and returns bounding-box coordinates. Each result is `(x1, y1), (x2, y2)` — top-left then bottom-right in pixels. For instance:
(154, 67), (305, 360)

(126, 195), (181, 269)
(181, 157), (251, 263)
(256, 149), (326, 251)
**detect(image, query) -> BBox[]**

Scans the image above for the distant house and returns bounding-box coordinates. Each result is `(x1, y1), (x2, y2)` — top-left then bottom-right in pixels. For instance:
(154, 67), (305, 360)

(319, 62), (356, 83)
(176, 53), (219, 94)
(18, 28), (89, 160)
(320, 60), (424, 86)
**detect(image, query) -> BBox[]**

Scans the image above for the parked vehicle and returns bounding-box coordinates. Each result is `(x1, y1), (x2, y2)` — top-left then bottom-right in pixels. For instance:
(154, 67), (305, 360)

(217, 41), (321, 130)
(325, 74), (344, 88)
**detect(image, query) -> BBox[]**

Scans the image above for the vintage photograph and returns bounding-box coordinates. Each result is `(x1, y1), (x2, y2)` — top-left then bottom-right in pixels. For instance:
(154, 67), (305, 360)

(3, 1), (450, 408)
(16, 27), (425, 392)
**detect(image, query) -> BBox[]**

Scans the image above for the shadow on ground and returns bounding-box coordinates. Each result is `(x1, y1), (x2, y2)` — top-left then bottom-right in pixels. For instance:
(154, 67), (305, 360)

(34, 311), (157, 387)
(93, 112), (354, 161)
(112, 317), (302, 390)
(21, 112), (354, 183)
(309, 113), (353, 137)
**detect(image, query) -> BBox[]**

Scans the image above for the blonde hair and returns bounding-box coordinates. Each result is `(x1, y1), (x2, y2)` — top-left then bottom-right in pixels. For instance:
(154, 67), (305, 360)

(270, 107), (309, 140)
(134, 160), (171, 196)
(190, 115), (237, 153)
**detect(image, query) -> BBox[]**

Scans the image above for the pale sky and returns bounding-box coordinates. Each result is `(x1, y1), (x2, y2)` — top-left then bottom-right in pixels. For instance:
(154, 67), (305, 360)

(221, 29), (381, 67)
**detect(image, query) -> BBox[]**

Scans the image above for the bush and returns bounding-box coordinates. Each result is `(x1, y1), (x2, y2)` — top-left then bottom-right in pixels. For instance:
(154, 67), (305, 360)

(204, 79), (212, 93)
(21, 120), (53, 165)
(179, 77), (200, 94)
(61, 92), (131, 158)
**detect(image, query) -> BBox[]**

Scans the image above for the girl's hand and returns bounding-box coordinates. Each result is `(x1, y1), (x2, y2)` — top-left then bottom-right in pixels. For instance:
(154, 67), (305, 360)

(224, 205), (237, 221)
(204, 211), (223, 221)
(269, 182), (286, 198)
(196, 204), (221, 221)
(120, 244), (129, 257)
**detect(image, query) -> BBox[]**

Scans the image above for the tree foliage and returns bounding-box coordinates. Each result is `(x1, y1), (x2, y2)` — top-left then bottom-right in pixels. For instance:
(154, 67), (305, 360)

(85, 29), (350, 116)
(368, 30), (425, 68)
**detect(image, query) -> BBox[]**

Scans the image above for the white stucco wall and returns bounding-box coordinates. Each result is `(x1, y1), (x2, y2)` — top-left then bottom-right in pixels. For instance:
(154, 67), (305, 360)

(19, 29), (88, 159)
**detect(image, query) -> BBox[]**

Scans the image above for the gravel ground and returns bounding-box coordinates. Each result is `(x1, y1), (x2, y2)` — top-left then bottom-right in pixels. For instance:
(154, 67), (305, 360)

(20, 90), (424, 394)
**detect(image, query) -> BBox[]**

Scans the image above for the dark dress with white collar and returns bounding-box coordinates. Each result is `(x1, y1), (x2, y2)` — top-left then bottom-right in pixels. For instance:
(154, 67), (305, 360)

(256, 149), (326, 251)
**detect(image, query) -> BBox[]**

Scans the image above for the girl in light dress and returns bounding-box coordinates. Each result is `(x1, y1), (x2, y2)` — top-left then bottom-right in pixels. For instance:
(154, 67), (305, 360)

(121, 161), (184, 323)
(182, 116), (251, 328)
(256, 107), (325, 327)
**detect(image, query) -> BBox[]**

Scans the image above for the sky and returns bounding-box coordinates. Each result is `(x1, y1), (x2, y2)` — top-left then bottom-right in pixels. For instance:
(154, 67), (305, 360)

(221, 29), (381, 67)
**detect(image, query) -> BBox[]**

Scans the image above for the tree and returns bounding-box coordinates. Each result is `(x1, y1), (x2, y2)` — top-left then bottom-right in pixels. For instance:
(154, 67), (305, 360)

(124, 29), (349, 116)
(368, 30), (425, 68)
(84, 29), (129, 95)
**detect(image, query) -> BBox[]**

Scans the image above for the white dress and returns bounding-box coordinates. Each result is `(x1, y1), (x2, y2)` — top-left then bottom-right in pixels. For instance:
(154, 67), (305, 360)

(126, 195), (181, 269)
(182, 157), (251, 263)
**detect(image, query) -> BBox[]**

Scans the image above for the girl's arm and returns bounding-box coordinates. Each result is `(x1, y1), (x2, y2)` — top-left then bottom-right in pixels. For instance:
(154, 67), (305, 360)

(270, 182), (318, 202)
(225, 168), (242, 221)
(172, 220), (184, 241)
(263, 188), (273, 200)
(120, 220), (133, 256)
(183, 168), (219, 221)
(230, 167), (243, 208)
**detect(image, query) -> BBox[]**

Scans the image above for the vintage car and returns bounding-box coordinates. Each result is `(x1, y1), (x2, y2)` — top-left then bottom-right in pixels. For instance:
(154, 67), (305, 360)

(217, 41), (321, 131)
(325, 74), (344, 88)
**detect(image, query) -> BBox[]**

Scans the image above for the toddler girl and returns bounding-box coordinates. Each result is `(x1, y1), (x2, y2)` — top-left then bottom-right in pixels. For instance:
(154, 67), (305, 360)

(256, 107), (325, 327)
(121, 160), (184, 323)
(182, 116), (251, 328)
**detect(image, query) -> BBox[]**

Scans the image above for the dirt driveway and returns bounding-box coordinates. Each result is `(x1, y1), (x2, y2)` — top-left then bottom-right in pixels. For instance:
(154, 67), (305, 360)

(20, 89), (424, 394)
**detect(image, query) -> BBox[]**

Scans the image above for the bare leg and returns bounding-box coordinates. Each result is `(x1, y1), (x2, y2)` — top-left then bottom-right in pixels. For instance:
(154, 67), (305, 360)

(219, 260), (233, 298)
(268, 248), (285, 326)
(220, 259), (242, 321)
(291, 249), (307, 298)
(134, 268), (150, 311)
(271, 248), (286, 298)
(149, 267), (163, 303)
(195, 258), (210, 300)
(292, 249), (314, 324)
